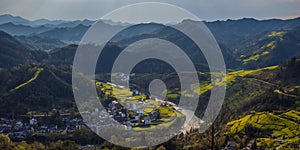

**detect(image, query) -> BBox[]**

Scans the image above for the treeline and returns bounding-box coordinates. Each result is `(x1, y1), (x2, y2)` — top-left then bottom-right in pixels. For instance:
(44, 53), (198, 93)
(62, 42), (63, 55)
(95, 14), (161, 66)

(0, 134), (78, 150)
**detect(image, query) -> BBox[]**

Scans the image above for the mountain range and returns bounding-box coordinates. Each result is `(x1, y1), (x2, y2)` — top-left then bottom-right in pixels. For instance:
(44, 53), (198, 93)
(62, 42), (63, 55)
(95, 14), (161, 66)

(0, 14), (299, 107)
(0, 14), (91, 27)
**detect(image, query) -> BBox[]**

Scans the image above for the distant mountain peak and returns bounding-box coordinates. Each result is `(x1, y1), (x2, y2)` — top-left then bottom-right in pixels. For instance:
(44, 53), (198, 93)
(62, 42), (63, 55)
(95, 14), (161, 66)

(1, 14), (25, 20)
(0, 14), (29, 25)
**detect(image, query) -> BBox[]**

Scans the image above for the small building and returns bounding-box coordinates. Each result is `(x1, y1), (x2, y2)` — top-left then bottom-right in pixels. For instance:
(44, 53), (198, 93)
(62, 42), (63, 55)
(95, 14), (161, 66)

(145, 101), (151, 106)
(126, 124), (132, 130)
(150, 111), (160, 120)
(144, 116), (151, 125)
(29, 118), (37, 126)
(15, 121), (23, 127)
(132, 90), (139, 96)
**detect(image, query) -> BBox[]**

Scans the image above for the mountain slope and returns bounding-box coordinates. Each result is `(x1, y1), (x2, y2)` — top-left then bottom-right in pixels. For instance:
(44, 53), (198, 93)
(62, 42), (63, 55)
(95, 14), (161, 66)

(236, 27), (300, 69)
(0, 31), (34, 68)
(16, 35), (66, 50)
(0, 14), (29, 25)
(0, 65), (73, 114)
(48, 44), (77, 65)
(105, 23), (235, 71)
(37, 21), (127, 42)
(37, 24), (89, 42)
(205, 17), (300, 48)
(0, 23), (51, 36)
(227, 110), (300, 149)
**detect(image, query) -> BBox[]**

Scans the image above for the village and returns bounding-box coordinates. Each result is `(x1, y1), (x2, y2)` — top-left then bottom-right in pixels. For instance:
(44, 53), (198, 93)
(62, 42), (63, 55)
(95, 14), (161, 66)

(105, 94), (161, 130)
(96, 80), (184, 131)
(0, 116), (84, 140)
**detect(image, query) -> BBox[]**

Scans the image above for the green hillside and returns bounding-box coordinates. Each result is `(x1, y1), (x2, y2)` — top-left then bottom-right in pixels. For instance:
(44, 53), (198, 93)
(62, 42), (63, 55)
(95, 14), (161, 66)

(0, 65), (73, 114)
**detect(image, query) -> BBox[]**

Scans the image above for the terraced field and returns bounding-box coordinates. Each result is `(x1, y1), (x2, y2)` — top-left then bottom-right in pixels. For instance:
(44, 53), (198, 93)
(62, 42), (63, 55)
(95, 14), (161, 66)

(227, 110), (300, 148)
(14, 68), (44, 90)
(191, 65), (278, 96)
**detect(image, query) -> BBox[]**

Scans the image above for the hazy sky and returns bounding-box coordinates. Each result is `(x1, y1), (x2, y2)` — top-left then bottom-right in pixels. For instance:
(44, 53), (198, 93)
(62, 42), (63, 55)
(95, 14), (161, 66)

(1, 0), (300, 21)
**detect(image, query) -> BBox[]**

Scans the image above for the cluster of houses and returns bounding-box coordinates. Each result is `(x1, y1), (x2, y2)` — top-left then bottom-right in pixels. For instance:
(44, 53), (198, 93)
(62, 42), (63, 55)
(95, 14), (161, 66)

(97, 88), (162, 130)
(105, 98), (161, 130)
(0, 116), (84, 139)
(96, 82), (179, 130)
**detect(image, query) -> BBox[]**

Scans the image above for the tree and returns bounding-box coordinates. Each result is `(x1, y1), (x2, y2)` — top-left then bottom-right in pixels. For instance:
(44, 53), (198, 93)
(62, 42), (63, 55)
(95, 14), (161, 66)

(0, 134), (14, 150)
(30, 141), (46, 150)
(14, 141), (31, 150)
(48, 140), (78, 150)
(49, 109), (62, 126)
(156, 145), (166, 150)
